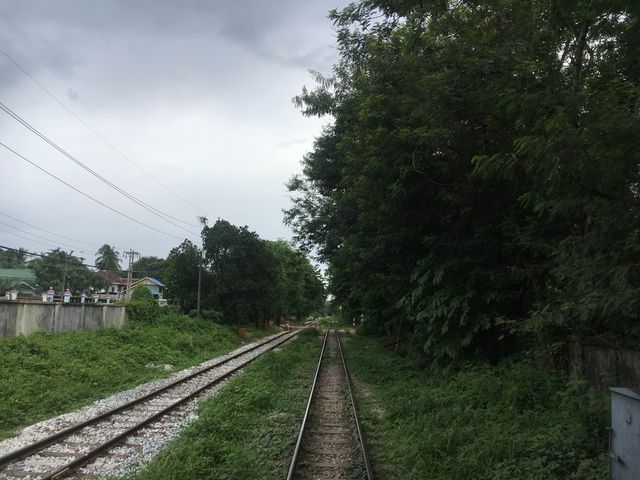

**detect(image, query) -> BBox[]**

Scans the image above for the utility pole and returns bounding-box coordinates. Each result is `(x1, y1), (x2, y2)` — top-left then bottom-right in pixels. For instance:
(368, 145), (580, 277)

(196, 251), (202, 318)
(124, 250), (140, 300)
(62, 250), (73, 293)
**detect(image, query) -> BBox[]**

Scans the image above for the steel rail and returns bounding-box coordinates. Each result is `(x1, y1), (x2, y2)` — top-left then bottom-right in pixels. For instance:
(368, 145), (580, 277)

(0, 329), (296, 474)
(286, 329), (329, 480)
(335, 330), (374, 480)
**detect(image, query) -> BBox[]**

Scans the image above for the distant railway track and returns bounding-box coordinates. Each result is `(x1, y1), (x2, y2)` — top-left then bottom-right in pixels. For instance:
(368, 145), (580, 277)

(0, 329), (300, 480)
(287, 329), (373, 480)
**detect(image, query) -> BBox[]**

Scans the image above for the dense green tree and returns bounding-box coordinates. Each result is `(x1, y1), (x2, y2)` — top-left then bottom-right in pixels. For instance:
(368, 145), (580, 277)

(286, 0), (640, 360)
(95, 244), (121, 271)
(31, 249), (107, 293)
(202, 220), (275, 326)
(132, 256), (166, 281)
(0, 247), (27, 268)
(264, 240), (326, 323)
(163, 240), (200, 313)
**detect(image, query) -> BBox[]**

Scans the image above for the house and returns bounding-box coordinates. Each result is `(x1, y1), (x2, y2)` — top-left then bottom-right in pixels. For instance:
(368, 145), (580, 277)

(0, 268), (38, 296)
(131, 277), (166, 299)
(96, 270), (129, 296)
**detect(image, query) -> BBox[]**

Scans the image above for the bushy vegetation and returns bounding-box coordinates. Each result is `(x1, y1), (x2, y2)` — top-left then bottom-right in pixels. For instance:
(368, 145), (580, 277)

(126, 285), (161, 322)
(128, 333), (322, 480)
(0, 315), (243, 440)
(286, 0), (640, 361)
(165, 220), (325, 326)
(345, 336), (609, 479)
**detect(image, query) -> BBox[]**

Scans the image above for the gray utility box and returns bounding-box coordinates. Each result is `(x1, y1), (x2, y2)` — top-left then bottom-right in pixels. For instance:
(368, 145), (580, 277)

(610, 388), (640, 480)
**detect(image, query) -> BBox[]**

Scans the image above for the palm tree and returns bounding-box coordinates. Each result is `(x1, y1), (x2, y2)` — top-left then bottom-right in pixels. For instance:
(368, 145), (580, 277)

(95, 244), (121, 271)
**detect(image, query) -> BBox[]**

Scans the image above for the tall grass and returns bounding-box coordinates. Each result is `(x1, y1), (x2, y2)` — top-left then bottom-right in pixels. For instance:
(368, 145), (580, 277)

(345, 337), (609, 480)
(0, 315), (242, 439)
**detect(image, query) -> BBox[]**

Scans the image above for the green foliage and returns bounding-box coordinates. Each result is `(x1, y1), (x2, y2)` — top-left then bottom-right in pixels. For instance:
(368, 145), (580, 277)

(95, 244), (121, 271)
(30, 249), (108, 294)
(0, 315), (243, 440)
(164, 239), (200, 313)
(130, 285), (155, 303)
(0, 247), (27, 268)
(298, 327), (319, 337)
(127, 286), (160, 323)
(132, 256), (166, 282)
(345, 336), (608, 479)
(129, 334), (322, 480)
(286, 0), (640, 360)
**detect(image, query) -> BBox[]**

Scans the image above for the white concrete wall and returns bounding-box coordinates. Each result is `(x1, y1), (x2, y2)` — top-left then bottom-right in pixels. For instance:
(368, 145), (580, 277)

(0, 300), (126, 337)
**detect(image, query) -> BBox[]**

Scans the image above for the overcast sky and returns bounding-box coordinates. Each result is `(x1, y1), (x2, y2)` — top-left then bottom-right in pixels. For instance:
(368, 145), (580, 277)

(0, 1), (344, 264)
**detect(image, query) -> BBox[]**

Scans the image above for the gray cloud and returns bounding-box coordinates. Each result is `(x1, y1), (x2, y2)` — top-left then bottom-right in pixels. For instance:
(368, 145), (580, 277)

(0, 0), (345, 258)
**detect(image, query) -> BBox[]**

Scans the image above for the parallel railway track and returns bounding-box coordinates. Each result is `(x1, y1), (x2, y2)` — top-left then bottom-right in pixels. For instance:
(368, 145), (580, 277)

(0, 329), (300, 480)
(287, 329), (373, 480)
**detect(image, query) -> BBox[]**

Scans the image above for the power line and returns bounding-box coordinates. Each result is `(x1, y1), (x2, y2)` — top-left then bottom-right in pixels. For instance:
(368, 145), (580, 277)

(0, 210), (100, 249)
(0, 229), (67, 248)
(0, 244), (163, 276)
(0, 47), (208, 217)
(0, 141), (185, 240)
(0, 101), (201, 235)
(0, 220), (87, 252)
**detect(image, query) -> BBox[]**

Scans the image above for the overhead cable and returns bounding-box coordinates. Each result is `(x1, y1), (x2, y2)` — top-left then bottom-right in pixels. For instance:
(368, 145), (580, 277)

(0, 47), (208, 217)
(0, 210), (100, 249)
(0, 101), (200, 235)
(0, 220), (87, 252)
(0, 142), (185, 241)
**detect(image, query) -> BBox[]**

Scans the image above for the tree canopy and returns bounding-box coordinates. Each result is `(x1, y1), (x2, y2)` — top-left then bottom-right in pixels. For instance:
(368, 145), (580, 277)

(163, 219), (325, 325)
(132, 256), (166, 281)
(286, 0), (640, 361)
(0, 247), (27, 268)
(31, 249), (107, 293)
(95, 244), (121, 271)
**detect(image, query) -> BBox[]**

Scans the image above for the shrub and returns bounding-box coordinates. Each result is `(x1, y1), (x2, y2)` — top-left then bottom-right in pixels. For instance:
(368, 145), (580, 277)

(127, 286), (159, 323)
(130, 285), (155, 303)
(299, 327), (319, 337)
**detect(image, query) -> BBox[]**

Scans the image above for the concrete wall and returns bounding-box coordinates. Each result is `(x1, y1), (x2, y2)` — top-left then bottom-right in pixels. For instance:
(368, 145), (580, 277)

(0, 300), (126, 338)
(569, 339), (640, 392)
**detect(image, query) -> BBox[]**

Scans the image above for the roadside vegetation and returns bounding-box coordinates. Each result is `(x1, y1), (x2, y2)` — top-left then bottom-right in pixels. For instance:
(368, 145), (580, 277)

(345, 335), (608, 480)
(0, 314), (245, 440)
(127, 330), (322, 480)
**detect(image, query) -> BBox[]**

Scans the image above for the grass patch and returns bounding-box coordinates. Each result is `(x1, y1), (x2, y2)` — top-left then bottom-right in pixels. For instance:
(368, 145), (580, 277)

(344, 336), (609, 480)
(0, 315), (245, 440)
(127, 333), (322, 480)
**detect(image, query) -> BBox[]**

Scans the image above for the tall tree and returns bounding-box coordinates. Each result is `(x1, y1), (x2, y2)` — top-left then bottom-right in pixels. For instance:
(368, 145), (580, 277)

(95, 244), (121, 271)
(164, 240), (200, 313)
(31, 249), (107, 293)
(132, 256), (166, 281)
(202, 219), (274, 326)
(0, 247), (27, 268)
(286, 0), (640, 360)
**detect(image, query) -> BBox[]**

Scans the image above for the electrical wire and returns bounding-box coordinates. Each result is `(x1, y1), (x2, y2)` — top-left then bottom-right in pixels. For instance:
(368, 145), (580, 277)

(0, 220), (87, 252)
(0, 244), (163, 277)
(0, 101), (201, 234)
(0, 47), (209, 217)
(0, 228), (70, 251)
(0, 141), (185, 240)
(0, 210), (100, 249)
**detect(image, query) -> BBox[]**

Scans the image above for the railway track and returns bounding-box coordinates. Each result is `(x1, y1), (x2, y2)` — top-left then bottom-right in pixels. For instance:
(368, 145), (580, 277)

(0, 329), (300, 480)
(287, 329), (373, 480)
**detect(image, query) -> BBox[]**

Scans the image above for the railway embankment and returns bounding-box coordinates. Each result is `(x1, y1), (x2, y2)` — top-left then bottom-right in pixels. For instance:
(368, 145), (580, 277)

(0, 315), (246, 440)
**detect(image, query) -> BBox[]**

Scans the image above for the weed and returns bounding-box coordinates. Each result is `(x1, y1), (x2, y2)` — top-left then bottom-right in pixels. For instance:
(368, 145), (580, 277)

(344, 336), (609, 480)
(128, 334), (322, 480)
(0, 315), (244, 440)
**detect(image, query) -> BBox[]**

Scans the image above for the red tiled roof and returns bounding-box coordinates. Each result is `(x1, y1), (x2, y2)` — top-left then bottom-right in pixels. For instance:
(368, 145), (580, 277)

(97, 270), (129, 285)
